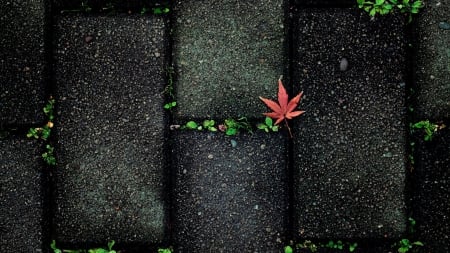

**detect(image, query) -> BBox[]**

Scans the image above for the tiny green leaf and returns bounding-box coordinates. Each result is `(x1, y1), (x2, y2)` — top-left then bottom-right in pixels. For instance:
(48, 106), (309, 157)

(284, 245), (293, 253)
(186, 121), (198, 129)
(225, 128), (237, 136)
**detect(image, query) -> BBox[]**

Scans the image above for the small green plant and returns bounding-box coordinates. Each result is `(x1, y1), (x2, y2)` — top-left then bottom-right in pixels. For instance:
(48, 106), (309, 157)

(220, 117), (252, 136)
(411, 120), (442, 141)
(163, 101), (177, 110)
(43, 144), (56, 166)
(357, 0), (424, 21)
(397, 239), (424, 253)
(163, 67), (177, 110)
(203, 119), (218, 132)
(27, 97), (55, 141)
(257, 117), (279, 133)
(141, 6), (170, 15)
(51, 240), (117, 253)
(182, 118), (251, 136)
(358, 0), (395, 15)
(393, 218), (424, 253)
(27, 97), (56, 166)
(285, 239), (357, 252)
(321, 240), (357, 252)
(158, 248), (172, 253)
(284, 245), (294, 253)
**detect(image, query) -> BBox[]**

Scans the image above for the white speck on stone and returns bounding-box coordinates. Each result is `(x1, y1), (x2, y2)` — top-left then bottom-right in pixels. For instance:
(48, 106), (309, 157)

(340, 58), (348, 71)
(207, 154), (213, 159)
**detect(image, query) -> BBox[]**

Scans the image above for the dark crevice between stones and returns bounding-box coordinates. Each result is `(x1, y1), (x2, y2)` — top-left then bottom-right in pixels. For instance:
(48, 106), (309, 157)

(52, 0), (170, 15)
(42, 0), (57, 252)
(162, 1), (176, 250)
(293, 0), (356, 8)
(403, 12), (420, 241)
(286, 0), (297, 244)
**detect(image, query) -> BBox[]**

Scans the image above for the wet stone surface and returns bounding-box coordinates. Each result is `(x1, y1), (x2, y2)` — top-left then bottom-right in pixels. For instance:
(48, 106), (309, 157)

(412, 125), (450, 252)
(414, 0), (450, 119)
(172, 0), (287, 120)
(0, 136), (45, 253)
(291, 8), (407, 239)
(173, 131), (288, 252)
(53, 15), (169, 244)
(0, 0), (47, 126)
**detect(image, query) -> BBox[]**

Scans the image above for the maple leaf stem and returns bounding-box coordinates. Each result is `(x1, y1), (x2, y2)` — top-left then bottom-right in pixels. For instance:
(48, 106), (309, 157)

(284, 118), (293, 138)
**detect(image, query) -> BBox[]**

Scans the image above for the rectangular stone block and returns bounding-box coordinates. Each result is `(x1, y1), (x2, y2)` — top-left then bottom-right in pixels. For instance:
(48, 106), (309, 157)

(173, 131), (288, 252)
(292, 9), (407, 238)
(0, 0), (47, 125)
(53, 15), (169, 244)
(172, 0), (287, 119)
(414, 0), (450, 119)
(412, 126), (450, 252)
(0, 136), (45, 253)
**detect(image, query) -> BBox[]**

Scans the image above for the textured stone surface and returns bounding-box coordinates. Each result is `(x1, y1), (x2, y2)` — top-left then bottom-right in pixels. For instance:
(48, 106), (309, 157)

(173, 131), (288, 252)
(414, 0), (450, 119)
(292, 9), (407, 238)
(412, 124), (450, 252)
(0, 136), (45, 253)
(172, 0), (287, 120)
(53, 15), (169, 244)
(0, 0), (47, 125)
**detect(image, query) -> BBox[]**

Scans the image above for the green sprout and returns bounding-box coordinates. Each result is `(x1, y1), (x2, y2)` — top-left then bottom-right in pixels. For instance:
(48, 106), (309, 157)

(357, 0), (424, 22)
(411, 120), (440, 141)
(51, 240), (117, 253)
(27, 97), (56, 166)
(257, 117), (279, 133)
(397, 239), (424, 253)
(163, 101), (177, 110)
(222, 117), (252, 136)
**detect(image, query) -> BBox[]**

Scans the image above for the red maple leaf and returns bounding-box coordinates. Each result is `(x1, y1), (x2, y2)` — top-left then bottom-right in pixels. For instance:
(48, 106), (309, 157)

(259, 79), (304, 137)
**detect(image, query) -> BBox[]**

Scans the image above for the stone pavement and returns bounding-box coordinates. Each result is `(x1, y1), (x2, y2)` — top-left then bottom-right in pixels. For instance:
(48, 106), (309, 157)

(1, 0), (449, 252)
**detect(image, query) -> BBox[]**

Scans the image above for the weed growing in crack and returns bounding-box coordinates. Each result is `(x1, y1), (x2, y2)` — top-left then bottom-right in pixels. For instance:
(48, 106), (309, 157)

(357, 0), (424, 22)
(257, 117), (279, 133)
(27, 97), (56, 166)
(410, 120), (446, 141)
(392, 218), (424, 253)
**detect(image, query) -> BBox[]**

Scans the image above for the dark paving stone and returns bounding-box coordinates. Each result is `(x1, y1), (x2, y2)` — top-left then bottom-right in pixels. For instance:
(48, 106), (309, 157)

(0, 0), (47, 126)
(292, 8), (407, 239)
(0, 136), (45, 252)
(173, 131), (288, 252)
(414, 0), (450, 120)
(172, 0), (287, 120)
(53, 15), (169, 245)
(412, 125), (450, 252)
